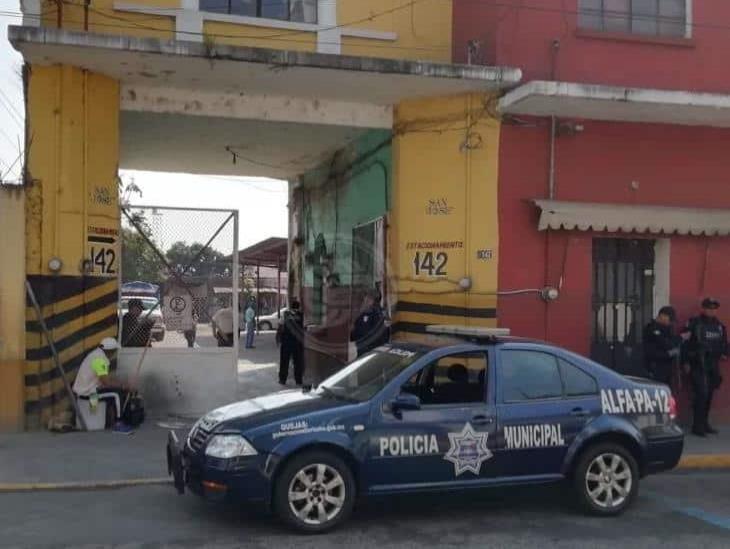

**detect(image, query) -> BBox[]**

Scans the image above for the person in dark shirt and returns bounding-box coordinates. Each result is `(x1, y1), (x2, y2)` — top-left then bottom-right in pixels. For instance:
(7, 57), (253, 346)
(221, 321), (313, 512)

(683, 297), (728, 437)
(277, 300), (305, 386)
(350, 289), (389, 358)
(642, 306), (683, 389)
(121, 298), (154, 347)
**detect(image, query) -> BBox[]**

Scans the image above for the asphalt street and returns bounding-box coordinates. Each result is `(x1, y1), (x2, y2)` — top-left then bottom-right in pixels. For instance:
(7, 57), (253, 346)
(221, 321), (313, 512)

(1, 471), (729, 548)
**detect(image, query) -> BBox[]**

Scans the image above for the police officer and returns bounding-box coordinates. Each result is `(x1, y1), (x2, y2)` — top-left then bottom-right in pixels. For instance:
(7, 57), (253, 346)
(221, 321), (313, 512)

(277, 300), (305, 386)
(350, 289), (389, 357)
(643, 306), (682, 388)
(683, 298), (728, 437)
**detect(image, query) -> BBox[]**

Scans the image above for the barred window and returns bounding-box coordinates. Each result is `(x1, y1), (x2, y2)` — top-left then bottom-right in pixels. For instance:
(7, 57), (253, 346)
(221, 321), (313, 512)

(199, 0), (317, 24)
(578, 0), (687, 38)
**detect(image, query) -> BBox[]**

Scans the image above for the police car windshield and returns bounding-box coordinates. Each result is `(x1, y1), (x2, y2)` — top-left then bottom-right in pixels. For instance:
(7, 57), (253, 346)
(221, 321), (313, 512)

(315, 347), (422, 402)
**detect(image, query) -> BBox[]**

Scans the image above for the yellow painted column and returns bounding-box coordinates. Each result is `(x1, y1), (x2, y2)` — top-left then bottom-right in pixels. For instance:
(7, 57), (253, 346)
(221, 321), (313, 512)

(0, 186), (26, 432)
(389, 93), (501, 340)
(24, 65), (120, 429)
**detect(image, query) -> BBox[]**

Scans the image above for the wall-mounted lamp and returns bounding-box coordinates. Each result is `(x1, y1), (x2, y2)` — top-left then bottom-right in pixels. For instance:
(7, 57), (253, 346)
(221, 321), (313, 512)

(459, 277), (472, 291)
(48, 257), (63, 273)
(541, 286), (560, 301)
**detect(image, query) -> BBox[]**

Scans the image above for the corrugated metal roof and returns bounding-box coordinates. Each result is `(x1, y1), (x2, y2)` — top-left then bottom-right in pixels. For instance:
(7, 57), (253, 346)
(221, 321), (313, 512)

(533, 200), (730, 236)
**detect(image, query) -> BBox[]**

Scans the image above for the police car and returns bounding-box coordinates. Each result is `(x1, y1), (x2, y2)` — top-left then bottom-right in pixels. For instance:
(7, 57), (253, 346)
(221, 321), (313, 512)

(167, 326), (684, 533)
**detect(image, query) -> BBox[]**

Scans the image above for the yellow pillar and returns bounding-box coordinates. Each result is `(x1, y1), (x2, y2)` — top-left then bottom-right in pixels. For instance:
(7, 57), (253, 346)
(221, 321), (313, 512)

(24, 65), (120, 429)
(390, 93), (501, 340)
(0, 186), (25, 432)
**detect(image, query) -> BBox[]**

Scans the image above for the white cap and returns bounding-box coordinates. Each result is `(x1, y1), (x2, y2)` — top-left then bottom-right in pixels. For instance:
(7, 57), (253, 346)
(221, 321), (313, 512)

(100, 337), (119, 351)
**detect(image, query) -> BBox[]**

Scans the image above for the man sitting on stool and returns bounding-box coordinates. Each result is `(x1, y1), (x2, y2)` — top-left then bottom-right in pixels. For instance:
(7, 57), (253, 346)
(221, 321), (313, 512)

(72, 337), (133, 432)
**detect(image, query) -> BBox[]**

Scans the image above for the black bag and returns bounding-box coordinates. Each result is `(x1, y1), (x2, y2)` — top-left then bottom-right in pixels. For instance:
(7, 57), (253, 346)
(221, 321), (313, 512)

(122, 392), (145, 427)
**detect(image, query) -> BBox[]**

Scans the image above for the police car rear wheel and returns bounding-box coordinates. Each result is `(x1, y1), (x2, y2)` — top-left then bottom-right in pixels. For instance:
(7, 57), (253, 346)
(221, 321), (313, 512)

(574, 443), (638, 516)
(274, 451), (355, 533)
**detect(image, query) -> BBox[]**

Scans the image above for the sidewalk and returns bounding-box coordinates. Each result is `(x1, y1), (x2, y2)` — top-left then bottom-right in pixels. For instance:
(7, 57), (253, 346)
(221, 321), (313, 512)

(0, 331), (289, 491)
(678, 427), (730, 469)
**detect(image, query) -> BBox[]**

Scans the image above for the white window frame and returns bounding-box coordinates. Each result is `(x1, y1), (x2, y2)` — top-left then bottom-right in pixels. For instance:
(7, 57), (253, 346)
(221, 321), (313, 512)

(114, 1), (396, 53)
(578, 0), (692, 40)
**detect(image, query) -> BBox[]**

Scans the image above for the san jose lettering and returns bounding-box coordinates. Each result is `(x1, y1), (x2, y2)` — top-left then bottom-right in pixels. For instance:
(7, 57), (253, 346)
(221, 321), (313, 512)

(601, 388), (669, 415)
(504, 423), (565, 449)
(379, 434), (439, 457)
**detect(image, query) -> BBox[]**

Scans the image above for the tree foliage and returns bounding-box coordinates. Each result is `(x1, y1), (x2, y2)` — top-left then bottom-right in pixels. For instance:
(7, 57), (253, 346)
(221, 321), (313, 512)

(165, 241), (230, 278)
(121, 227), (164, 283)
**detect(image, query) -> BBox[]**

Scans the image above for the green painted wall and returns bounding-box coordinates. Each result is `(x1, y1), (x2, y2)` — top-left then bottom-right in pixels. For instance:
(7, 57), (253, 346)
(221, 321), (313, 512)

(300, 130), (391, 289)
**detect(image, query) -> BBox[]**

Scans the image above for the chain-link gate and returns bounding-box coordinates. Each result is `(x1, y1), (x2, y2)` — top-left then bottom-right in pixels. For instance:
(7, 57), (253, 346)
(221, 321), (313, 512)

(120, 205), (239, 350)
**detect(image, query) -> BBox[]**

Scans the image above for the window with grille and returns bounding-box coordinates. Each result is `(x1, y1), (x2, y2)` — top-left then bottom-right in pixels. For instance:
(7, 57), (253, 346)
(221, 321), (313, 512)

(199, 0), (318, 24)
(578, 0), (687, 38)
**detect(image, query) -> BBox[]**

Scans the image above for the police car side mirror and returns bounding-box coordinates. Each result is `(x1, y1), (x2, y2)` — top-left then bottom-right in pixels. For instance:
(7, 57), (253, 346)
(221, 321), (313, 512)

(391, 392), (421, 413)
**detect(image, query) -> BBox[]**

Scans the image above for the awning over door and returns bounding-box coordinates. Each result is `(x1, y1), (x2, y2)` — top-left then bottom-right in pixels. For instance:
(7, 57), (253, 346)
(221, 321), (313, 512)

(500, 81), (730, 128)
(533, 200), (730, 236)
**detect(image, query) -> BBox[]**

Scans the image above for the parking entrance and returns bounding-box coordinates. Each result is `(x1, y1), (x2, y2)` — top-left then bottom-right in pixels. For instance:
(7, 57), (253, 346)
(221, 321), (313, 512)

(118, 204), (239, 418)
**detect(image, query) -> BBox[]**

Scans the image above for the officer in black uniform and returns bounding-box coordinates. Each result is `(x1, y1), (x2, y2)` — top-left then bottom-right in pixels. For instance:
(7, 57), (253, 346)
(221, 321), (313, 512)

(277, 300), (305, 386)
(643, 306), (682, 388)
(683, 298), (728, 437)
(350, 289), (389, 358)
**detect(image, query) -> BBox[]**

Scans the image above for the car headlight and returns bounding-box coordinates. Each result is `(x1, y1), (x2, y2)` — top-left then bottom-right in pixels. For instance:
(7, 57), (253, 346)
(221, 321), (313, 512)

(205, 435), (258, 458)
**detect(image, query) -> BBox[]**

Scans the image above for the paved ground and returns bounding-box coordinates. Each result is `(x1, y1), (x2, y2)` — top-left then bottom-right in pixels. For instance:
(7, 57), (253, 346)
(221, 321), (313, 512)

(1, 472), (729, 548)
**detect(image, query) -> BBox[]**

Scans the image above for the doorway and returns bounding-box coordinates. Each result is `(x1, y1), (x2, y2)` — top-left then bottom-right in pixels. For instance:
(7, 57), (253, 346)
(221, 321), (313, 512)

(591, 238), (655, 375)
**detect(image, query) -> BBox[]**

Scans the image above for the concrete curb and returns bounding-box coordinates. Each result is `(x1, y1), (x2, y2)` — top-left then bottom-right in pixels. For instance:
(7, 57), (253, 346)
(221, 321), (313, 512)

(0, 455), (727, 493)
(677, 454), (730, 470)
(0, 477), (172, 493)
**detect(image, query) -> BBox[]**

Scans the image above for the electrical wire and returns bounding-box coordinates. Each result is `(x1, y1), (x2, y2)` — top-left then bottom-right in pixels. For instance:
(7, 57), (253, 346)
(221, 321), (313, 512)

(0, 89), (24, 127)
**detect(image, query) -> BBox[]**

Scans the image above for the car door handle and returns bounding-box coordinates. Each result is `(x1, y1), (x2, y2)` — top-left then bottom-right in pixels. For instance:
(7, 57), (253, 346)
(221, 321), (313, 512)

(570, 407), (589, 417)
(472, 414), (494, 425)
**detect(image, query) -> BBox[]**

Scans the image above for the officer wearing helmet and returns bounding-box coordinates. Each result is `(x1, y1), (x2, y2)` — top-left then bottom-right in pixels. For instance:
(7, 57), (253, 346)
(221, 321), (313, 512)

(642, 305), (684, 389)
(72, 337), (133, 431)
(683, 298), (728, 437)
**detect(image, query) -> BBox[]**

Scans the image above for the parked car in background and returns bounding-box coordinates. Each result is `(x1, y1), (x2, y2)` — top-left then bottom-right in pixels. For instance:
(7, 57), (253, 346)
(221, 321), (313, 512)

(258, 308), (287, 331)
(119, 296), (166, 342)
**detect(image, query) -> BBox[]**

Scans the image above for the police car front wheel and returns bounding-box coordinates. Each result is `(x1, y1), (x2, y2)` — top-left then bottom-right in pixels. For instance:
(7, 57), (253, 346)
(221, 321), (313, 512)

(274, 450), (356, 533)
(574, 443), (639, 516)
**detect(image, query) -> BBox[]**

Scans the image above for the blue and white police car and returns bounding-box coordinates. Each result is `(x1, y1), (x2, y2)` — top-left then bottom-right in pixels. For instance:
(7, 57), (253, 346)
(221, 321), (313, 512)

(167, 326), (684, 533)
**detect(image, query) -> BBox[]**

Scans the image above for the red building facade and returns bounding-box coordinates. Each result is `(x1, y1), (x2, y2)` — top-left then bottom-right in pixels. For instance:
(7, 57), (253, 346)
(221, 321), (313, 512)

(454, 1), (730, 419)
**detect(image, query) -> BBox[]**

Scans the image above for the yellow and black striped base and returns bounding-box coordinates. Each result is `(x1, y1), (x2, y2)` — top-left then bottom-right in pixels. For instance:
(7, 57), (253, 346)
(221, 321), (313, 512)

(25, 275), (118, 429)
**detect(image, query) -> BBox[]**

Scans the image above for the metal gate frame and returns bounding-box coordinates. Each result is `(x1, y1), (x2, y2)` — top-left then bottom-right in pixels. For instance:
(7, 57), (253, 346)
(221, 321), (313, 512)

(120, 204), (239, 358)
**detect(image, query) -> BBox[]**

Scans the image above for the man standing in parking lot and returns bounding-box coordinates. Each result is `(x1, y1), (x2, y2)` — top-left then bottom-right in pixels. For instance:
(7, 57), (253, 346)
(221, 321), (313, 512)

(121, 298), (153, 347)
(245, 299), (257, 349)
(277, 300), (305, 386)
(683, 298), (728, 437)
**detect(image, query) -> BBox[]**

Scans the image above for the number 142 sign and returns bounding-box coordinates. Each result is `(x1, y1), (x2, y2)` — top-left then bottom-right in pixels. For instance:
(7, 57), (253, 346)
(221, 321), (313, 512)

(413, 251), (448, 278)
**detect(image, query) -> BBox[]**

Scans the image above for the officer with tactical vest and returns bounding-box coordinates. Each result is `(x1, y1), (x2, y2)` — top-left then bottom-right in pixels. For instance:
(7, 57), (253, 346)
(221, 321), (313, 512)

(643, 306), (685, 389)
(683, 298), (728, 437)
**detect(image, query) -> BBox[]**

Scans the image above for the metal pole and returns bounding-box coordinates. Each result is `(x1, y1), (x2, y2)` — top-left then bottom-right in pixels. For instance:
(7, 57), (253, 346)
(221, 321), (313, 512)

(548, 115), (556, 199)
(232, 212), (240, 364)
(277, 259), (282, 315)
(256, 263), (261, 320)
(26, 280), (87, 431)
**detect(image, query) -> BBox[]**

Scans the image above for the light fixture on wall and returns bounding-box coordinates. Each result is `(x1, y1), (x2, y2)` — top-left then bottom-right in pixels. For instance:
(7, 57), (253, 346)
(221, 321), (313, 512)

(458, 277), (472, 291)
(540, 286), (560, 301)
(48, 257), (63, 273)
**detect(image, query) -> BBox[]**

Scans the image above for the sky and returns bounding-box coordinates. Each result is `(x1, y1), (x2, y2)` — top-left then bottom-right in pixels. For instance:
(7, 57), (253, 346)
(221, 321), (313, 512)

(0, 1), (288, 250)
